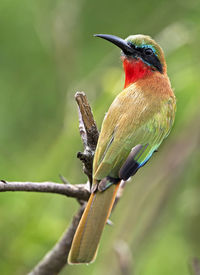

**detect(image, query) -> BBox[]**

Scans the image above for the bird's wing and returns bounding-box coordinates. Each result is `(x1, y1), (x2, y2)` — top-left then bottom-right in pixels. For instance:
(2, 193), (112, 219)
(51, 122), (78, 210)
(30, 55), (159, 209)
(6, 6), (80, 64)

(93, 87), (176, 181)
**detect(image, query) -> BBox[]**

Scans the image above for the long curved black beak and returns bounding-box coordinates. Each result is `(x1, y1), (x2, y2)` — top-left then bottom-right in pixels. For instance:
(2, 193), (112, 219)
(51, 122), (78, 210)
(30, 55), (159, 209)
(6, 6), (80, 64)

(94, 34), (135, 55)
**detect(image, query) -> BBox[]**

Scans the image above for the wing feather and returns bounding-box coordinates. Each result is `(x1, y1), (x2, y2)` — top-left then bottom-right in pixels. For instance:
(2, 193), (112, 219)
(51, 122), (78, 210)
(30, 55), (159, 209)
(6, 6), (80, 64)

(93, 84), (176, 181)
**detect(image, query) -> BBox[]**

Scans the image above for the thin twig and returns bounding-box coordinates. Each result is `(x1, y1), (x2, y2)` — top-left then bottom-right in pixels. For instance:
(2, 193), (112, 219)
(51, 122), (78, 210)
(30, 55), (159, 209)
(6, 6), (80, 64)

(0, 181), (90, 201)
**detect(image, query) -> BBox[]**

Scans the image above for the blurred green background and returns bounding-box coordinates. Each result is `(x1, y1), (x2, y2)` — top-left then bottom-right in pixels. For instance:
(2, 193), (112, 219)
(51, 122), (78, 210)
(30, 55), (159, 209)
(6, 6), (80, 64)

(0, 0), (200, 274)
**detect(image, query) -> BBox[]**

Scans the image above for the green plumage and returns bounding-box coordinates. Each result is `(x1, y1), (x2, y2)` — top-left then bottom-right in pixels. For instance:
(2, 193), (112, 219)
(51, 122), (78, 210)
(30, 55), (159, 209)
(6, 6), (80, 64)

(93, 74), (176, 181)
(68, 34), (176, 264)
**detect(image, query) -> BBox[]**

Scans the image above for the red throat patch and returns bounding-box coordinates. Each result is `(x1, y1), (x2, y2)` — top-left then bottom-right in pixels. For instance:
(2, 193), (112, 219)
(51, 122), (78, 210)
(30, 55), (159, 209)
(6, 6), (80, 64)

(123, 58), (153, 88)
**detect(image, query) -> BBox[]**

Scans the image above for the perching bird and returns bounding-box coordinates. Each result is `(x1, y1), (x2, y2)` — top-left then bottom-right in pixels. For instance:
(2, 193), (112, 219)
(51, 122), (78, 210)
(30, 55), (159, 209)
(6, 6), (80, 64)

(68, 34), (176, 264)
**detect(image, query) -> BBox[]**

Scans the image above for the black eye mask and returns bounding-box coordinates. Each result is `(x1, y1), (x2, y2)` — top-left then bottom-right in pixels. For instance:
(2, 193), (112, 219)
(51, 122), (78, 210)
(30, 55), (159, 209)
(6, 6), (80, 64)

(127, 42), (163, 73)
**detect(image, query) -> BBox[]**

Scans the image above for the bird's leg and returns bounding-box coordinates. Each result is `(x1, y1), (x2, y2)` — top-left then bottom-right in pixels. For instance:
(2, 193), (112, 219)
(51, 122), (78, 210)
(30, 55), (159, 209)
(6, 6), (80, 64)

(93, 145), (146, 192)
(91, 182), (98, 193)
(95, 177), (120, 192)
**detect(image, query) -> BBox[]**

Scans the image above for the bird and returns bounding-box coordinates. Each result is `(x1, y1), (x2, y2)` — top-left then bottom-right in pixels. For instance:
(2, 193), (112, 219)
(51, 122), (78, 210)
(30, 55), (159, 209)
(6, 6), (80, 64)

(68, 33), (176, 264)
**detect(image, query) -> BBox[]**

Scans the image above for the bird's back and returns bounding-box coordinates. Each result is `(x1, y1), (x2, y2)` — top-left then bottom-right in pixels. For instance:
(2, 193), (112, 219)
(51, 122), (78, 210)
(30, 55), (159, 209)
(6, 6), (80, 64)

(93, 73), (176, 181)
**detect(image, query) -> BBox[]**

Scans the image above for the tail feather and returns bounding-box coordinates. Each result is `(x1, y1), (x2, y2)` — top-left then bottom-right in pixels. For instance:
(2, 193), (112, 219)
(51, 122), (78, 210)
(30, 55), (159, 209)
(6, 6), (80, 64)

(68, 182), (120, 264)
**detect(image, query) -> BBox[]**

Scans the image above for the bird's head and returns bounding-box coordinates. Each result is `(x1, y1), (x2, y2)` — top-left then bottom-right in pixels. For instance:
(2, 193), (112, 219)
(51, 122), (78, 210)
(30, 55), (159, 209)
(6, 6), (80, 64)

(94, 34), (166, 88)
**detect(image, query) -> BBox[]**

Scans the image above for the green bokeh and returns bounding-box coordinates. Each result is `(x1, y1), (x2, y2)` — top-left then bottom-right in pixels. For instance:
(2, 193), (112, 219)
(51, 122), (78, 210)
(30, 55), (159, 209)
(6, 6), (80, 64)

(0, 0), (200, 274)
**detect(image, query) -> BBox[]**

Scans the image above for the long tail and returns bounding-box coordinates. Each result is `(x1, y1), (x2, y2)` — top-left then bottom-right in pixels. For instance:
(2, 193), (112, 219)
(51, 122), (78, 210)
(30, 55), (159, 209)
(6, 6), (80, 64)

(68, 182), (120, 264)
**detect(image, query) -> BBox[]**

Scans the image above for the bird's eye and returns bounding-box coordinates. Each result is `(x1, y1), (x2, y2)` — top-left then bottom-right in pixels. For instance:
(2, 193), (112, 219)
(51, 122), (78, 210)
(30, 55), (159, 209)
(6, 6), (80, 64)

(144, 48), (153, 55)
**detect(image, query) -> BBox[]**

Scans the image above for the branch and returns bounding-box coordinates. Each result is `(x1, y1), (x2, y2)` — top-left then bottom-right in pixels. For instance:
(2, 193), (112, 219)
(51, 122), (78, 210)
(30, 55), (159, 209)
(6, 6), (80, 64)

(114, 240), (133, 275)
(0, 181), (90, 201)
(190, 258), (200, 275)
(113, 180), (127, 211)
(27, 92), (100, 274)
(75, 92), (99, 184)
(0, 91), (124, 275)
(29, 100), (200, 274)
(75, 91), (99, 150)
(29, 206), (85, 275)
